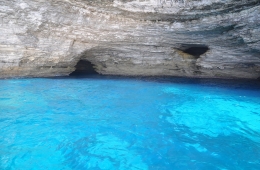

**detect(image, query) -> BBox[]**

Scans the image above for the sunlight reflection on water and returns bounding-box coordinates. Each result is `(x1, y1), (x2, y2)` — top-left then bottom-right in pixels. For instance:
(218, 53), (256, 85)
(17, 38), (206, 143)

(0, 76), (260, 169)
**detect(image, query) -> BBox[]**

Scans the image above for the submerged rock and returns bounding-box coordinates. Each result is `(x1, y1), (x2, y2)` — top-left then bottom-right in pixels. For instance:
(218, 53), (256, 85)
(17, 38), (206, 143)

(0, 0), (259, 79)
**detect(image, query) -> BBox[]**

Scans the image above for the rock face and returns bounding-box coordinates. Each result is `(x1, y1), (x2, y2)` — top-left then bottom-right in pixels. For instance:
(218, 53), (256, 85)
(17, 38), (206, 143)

(0, 0), (259, 79)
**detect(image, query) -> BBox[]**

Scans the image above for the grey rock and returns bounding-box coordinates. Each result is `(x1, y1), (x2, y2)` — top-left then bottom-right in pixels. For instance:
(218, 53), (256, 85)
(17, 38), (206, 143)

(0, 0), (259, 79)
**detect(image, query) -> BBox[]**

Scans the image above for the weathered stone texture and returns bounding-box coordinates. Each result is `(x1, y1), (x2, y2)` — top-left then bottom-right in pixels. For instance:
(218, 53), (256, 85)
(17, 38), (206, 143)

(0, 0), (259, 78)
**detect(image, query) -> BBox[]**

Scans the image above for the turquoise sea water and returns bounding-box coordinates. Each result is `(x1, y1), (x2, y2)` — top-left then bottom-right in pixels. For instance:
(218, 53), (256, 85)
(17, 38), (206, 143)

(0, 76), (260, 170)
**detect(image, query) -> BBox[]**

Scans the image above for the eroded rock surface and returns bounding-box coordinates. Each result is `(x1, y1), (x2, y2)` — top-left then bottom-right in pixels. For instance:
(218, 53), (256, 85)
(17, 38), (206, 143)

(0, 0), (259, 78)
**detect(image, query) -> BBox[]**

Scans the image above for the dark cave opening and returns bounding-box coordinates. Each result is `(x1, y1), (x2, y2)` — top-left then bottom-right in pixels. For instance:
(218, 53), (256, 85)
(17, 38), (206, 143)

(69, 60), (98, 76)
(183, 46), (209, 57)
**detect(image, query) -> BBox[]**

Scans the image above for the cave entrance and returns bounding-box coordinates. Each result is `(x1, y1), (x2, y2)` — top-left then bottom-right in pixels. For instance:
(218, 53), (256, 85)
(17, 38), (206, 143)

(178, 44), (209, 58)
(183, 46), (209, 57)
(69, 60), (98, 76)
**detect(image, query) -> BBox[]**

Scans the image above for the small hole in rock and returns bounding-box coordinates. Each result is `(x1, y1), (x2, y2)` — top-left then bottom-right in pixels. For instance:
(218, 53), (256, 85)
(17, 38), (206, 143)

(69, 60), (98, 76)
(183, 46), (209, 57)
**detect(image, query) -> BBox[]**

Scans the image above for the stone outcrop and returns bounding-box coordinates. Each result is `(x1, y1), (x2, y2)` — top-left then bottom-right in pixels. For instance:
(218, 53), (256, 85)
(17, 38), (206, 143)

(0, 0), (259, 79)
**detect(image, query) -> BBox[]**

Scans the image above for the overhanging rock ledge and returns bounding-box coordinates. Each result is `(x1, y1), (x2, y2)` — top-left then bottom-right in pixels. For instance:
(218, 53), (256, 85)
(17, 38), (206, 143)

(0, 0), (259, 79)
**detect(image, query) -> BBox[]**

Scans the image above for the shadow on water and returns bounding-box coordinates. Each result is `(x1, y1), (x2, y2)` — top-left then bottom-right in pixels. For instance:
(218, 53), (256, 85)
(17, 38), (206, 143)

(52, 74), (260, 90)
(48, 59), (260, 91)
(145, 76), (260, 90)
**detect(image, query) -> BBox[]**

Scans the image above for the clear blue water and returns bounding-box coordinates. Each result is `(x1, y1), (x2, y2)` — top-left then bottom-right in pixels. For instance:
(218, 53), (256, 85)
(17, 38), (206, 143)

(0, 76), (260, 170)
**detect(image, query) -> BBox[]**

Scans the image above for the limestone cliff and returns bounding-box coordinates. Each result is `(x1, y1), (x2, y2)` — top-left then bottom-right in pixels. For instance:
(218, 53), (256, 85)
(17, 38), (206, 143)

(0, 0), (259, 79)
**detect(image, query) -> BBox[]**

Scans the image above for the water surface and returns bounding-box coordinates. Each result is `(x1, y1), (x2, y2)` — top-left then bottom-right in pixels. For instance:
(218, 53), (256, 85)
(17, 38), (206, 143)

(0, 76), (260, 169)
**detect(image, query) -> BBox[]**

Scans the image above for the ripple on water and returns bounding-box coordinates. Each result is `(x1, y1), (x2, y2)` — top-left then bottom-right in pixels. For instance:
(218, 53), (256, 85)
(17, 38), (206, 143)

(0, 76), (260, 169)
